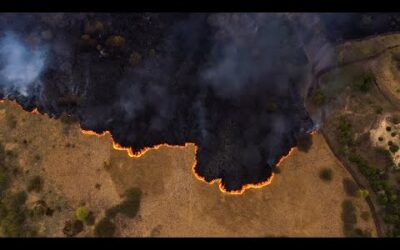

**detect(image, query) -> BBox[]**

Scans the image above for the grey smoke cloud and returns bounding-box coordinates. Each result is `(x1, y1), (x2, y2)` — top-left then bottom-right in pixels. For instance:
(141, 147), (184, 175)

(0, 32), (47, 97)
(0, 13), (357, 191)
(201, 13), (310, 99)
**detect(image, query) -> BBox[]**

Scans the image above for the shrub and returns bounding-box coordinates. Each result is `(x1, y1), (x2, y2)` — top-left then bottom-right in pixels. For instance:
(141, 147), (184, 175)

(75, 207), (89, 222)
(1, 210), (25, 237)
(27, 176), (43, 193)
(337, 116), (353, 146)
(8, 191), (27, 209)
(272, 166), (281, 174)
(0, 191), (28, 237)
(356, 189), (369, 198)
(343, 178), (358, 197)
(296, 133), (313, 152)
(63, 220), (84, 237)
(106, 187), (142, 219)
(319, 168), (333, 182)
(85, 211), (96, 226)
(375, 147), (396, 169)
(348, 154), (379, 180)
(354, 73), (375, 93)
(94, 218), (116, 237)
(342, 200), (357, 226)
(390, 144), (399, 153)
(378, 193), (389, 205)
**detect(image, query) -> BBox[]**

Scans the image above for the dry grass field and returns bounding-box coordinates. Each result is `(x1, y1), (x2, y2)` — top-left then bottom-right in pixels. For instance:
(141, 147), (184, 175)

(0, 100), (376, 237)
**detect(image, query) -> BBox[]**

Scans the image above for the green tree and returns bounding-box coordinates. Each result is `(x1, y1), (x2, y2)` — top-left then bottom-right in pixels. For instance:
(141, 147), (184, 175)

(75, 207), (89, 222)
(356, 189), (369, 198)
(94, 218), (116, 237)
(319, 168), (333, 182)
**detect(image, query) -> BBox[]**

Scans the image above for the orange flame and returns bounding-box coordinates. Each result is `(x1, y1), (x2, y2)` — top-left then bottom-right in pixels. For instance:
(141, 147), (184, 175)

(31, 108), (40, 115)
(80, 128), (280, 195)
(1, 98), (308, 195)
(276, 147), (296, 167)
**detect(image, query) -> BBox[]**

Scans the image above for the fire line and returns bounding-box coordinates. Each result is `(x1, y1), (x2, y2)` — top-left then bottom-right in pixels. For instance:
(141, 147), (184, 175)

(1, 98), (308, 195)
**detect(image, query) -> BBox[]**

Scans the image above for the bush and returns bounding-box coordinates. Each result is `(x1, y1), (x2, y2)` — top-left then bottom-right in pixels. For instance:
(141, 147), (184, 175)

(272, 166), (281, 174)
(75, 207), (89, 222)
(343, 178), (358, 197)
(106, 187), (142, 219)
(319, 168), (333, 182)
(27, 176), (44, 193)
(8, 191), (27, 209)
(390, 144), (399, 153)
(337, 116), (353, 146)
(296, 133), (313, 152)
(378, 193), (389, 205)
(356, 189), (369, 198)
(342, 200), (357, 228)
(63, 220), (84, 237)
(0, 191), (28, 237)
(375, 147), (396, 169)
(354, 73), (375, 93)
(85, 211), (96, 226)
(348, 154), (379, 180)
(1, 210), (25, 237)
(94, 218), (116, 237)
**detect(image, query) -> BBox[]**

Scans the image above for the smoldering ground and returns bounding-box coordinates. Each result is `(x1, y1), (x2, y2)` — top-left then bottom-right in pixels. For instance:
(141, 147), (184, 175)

(0, 13), (369, 192)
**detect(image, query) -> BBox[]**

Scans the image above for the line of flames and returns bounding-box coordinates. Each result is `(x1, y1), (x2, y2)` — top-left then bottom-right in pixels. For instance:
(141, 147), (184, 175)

(1, 98), (305, 195)
(80, 128), (298, 195)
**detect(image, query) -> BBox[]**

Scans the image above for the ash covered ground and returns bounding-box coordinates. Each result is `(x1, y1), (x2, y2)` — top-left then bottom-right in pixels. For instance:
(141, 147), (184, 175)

(0, 13), (381, 191)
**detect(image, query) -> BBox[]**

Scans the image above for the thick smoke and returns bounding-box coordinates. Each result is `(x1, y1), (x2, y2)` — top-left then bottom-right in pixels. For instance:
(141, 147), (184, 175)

(0, 13), (347, 191)
(0, 32), (47, 97)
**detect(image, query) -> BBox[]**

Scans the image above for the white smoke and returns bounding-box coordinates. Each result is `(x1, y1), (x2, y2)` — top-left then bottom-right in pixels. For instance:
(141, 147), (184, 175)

(0, 32), (47, 96)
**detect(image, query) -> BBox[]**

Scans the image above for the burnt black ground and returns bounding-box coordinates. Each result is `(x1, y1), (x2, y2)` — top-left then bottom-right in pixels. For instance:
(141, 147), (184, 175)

(0, 13), (395, 191)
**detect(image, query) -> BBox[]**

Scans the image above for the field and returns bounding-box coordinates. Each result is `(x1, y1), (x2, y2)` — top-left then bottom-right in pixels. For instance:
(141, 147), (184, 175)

(0, 100), (376, 237)
(316, 33), (400, 236)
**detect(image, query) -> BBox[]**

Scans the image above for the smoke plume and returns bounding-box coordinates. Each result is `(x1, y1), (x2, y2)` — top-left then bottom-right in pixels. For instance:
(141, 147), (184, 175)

(0, 13), (361, 192)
